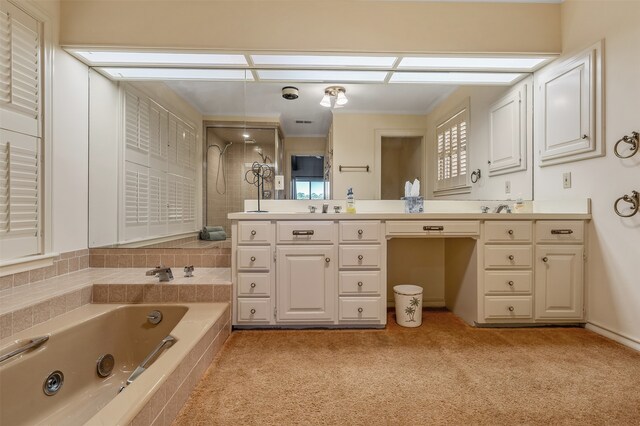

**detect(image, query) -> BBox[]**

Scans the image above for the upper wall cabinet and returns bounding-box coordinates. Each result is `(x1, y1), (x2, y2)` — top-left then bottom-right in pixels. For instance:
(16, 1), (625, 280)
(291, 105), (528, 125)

(535, 41), (604, 166)
(488, 80), (529, 176)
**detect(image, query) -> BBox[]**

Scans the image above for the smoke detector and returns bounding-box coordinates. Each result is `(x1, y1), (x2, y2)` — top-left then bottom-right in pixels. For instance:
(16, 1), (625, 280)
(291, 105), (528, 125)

(282, 86), (299, 100)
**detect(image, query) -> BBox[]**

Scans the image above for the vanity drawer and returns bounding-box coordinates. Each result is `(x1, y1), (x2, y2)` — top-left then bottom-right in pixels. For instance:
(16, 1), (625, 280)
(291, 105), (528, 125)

(277, 221), (336, 244)
(339, 297), (382, 321)
(237, 298), (271, 322)
(535, 221), (584, 243)
(484, 271), (532, 294)
(238, 221), (272, 244)
(484, 245), (532, 269)
(238, 273), (270, 296)
(484, 296), (532, 319)
(386, 220), (480, 237)
(339, 221), (381, 243)
(237, 246), (271, 270)
(339, 245), (381, 269)
(339, 271), (381, 294)
(484, 221), (532, 243)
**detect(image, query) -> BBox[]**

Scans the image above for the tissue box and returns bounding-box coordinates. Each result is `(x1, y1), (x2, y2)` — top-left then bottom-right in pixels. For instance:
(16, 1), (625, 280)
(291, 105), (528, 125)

(402, 196), (424, 213)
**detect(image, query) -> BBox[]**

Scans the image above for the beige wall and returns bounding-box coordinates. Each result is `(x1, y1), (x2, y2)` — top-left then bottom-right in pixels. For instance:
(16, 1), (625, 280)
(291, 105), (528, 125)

(332, 113), (426, 199)
(59, 1), (561, 54)
(534, 0), (640, 347)
(381, 137), (422, 200)
(283, 137), (326, 199)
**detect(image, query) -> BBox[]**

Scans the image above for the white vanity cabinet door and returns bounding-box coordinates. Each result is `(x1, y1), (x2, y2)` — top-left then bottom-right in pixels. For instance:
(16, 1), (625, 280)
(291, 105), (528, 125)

(488, 85), (526, 175)
(534, 245), (584, 320)
(276, 246), (336, 322)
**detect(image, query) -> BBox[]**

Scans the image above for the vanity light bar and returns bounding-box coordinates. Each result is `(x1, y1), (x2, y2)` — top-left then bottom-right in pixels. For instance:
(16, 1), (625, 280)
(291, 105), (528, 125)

(98, 68), (254, 81)
(389, 72), (524, 85)
(69, 50), (248, 67)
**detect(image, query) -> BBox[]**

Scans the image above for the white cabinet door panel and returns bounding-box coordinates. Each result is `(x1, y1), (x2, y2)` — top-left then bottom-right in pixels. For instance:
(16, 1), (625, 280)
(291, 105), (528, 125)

(535, 245), (584, 320)
(488, 84), (526, 175)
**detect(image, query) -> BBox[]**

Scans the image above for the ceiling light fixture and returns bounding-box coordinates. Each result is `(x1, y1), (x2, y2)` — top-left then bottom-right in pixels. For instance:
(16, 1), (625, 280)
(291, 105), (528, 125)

(320, 86), (348, 109)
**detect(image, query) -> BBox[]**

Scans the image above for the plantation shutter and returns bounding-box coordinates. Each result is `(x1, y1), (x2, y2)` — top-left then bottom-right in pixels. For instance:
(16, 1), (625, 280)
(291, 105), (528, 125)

(148, 169), (167, 228)
(123, 161), (149, 240)
(0, 129), (40, 260)
(435, 106), (469, 193)
(0, 2), (40, 122)
(124, 90), (150, 166)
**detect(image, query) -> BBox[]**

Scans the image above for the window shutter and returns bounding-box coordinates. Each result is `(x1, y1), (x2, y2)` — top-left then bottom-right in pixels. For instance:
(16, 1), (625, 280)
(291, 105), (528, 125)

(182, 177), (195, 224)
(123, 161), (149, 240)
(0, 129), (40, 259)
(149, 100), (168, 161)
(0, 3), (39, 120)
(435, 105), (469, 193)
(124, 90), (150, 165)
(148, 169), (167, 226)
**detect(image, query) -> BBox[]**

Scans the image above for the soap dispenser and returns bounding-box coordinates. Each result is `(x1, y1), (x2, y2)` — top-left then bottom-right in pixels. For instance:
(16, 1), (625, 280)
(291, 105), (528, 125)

(346, 187), (356, 213)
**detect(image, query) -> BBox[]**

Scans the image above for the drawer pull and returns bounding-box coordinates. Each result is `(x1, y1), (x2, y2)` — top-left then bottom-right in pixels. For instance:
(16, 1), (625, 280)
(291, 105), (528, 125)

(357, 229), (364, 235)
(542, 257), (549, 263)
(508, 229), (514, 235)
(551, 229), (574, 235)
(293, 230), (314, 236)
(358, 307), (363, 313)
(325, 257), (331, 263)
(251, 230), (257, 236)
(508, 255), (515, 261)
(508, 280), (514, 287)
(357, 281), (363, 287)
(358, 255), (364, 261)
(250, 256), (256, 262)
(250, 282), (256, 288)
(250, 308), (256, 315)
(508, 306), (515, 312)
(423, 226), (444, 231)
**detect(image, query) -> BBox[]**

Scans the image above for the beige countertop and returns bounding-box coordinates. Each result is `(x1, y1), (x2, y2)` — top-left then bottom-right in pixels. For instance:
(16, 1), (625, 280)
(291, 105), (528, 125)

(228, 212), (592, 220)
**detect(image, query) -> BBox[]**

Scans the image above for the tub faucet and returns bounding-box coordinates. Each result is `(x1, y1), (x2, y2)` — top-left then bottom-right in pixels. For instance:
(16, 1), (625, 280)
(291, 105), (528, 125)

(494, 204), (512, 214)
(146, 266), (173, 282)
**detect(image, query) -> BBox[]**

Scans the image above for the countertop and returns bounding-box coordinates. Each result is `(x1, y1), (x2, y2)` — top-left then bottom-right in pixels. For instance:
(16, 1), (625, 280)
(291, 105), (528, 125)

(228, 212), (592, 220)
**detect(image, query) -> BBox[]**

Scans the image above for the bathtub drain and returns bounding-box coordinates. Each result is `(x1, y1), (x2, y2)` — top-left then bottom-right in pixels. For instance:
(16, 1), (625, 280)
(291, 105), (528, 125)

(43, 370), (64, 396)
(97, 353), (115, 377)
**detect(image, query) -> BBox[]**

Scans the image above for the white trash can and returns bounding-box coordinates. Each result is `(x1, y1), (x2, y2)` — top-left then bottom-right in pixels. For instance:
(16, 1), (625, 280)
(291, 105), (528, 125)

(393, 285), (423, 327)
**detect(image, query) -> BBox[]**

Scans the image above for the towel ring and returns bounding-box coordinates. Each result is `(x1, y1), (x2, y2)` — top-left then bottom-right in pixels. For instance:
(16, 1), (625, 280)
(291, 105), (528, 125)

(614, 190), (639, 218)
(614, 131), (639, 159)
(470, 169), (481, 183)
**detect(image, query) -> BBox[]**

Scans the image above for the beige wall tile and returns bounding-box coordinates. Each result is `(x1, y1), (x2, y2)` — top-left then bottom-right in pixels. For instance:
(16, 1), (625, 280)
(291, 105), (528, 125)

(90, 254), (106, 268)
(81, 286), (92, 305)
(68, 257), (80, 272)
(195, 285), (214, 302)
(161, 285), (179, 303)
(13, 271), (30, 286)
(174, 254), (189, 268)
(66, 290), (82, 311)
(1, 314), (12, 339)
(118, 254), (132, 268)
(214, 285), (231, 302)
(0, 275), (13, 291)
(93, 284), (109, 303)
(51, 295), (67, 317)
(43, 264), (57, 279)
(56, 259), (69, 275)
(105, 255), (119, 268)
(109, 285), (126, 303)
(161, 254), (175, 267)
(216, 254), (231, 267)
(12, 307), (33, 333)
(144, 284), (162, 303)
(126, 285), (144, 303)
(146, 254), (161, 268)
(79, 255), (90, 270)
(178, 285), (196, 302)
(29, 268), (45, 284)
(201, 255), (216, 267)
(132, 254), (147, 267)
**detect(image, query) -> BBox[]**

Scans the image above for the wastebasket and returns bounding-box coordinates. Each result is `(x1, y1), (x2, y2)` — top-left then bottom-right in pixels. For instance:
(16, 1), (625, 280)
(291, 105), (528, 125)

(393, 285), (423, 327)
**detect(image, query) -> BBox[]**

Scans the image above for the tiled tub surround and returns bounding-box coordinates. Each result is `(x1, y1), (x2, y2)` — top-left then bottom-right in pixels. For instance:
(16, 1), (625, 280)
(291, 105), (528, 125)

(0, 249), (90, 291)
(0, 268), (231, 340)
(89, 246), (231, 269)
(0, 302), (231, 426)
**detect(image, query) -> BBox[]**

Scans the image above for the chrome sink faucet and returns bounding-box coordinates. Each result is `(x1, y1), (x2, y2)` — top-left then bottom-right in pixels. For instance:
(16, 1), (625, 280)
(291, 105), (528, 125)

(494, 204), (512, 214)
(146, 266), (173, 282)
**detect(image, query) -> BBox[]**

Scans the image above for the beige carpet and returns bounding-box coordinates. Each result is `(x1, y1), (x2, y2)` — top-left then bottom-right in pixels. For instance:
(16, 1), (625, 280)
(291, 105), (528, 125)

(174, 310), (640, 425)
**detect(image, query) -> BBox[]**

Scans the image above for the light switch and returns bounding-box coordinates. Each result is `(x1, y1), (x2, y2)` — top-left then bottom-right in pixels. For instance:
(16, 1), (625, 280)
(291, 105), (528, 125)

(563, 172), (572, 189)
(275, 175), (284, 190)
(505, 181), (511, 194)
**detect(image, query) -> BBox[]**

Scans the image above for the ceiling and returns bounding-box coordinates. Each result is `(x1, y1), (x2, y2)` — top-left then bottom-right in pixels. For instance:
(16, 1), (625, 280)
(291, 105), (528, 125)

(166, 81), (457, 137)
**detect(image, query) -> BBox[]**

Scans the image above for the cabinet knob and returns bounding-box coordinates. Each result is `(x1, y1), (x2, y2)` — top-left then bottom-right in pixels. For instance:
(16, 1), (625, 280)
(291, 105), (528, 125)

(250, 308), (256, 315)
(542, 256), (549, 263)
(251, 230), (256, 236)
(508, 229), (514, 235)
(358, 307), (363, 313)
(250, 256), (256, 262)
(508, 306), (515, 312)
(357, 229), (364, 235)
(357, 281), (363, 287)
(325, 257), (330, 263)
(508, 280), (514, 287)
(358, 255), (364, 261)
(582, 134), (589, 139)
(508, 255), (515, 261)
(250, 282), (256, 288)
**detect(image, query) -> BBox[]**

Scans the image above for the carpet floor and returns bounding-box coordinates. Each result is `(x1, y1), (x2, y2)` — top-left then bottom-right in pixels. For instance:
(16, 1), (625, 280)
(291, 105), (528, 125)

(174, 310), (640, 425)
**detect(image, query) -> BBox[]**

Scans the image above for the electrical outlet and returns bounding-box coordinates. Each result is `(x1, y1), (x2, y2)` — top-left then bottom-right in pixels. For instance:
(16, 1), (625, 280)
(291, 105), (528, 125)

(563, 172), (572, 189)
(274, 175), (284, 190)
(505, 181), (511, 194)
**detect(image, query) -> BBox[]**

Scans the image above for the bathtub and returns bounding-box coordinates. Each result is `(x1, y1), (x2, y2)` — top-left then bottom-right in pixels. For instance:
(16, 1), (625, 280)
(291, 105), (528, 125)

(0, 302), (229, 425)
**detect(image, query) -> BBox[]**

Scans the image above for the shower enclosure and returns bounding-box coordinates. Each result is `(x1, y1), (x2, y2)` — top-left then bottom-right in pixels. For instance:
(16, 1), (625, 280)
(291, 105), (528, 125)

(204, 124), (282, 236)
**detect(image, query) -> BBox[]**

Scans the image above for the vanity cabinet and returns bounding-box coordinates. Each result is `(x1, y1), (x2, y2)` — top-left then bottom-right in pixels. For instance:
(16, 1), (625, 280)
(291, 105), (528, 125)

(480, 221), (534, 322)
(534, 221), (584, 320)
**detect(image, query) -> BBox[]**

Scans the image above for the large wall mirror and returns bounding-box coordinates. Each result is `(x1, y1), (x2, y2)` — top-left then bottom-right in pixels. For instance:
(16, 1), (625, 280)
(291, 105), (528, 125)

(85, 52), (548, 248)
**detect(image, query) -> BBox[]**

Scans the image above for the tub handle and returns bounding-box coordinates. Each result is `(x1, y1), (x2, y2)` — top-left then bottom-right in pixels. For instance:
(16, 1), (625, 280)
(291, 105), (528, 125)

(126, 335), (176, 385)
(0, 335), (49, 364)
